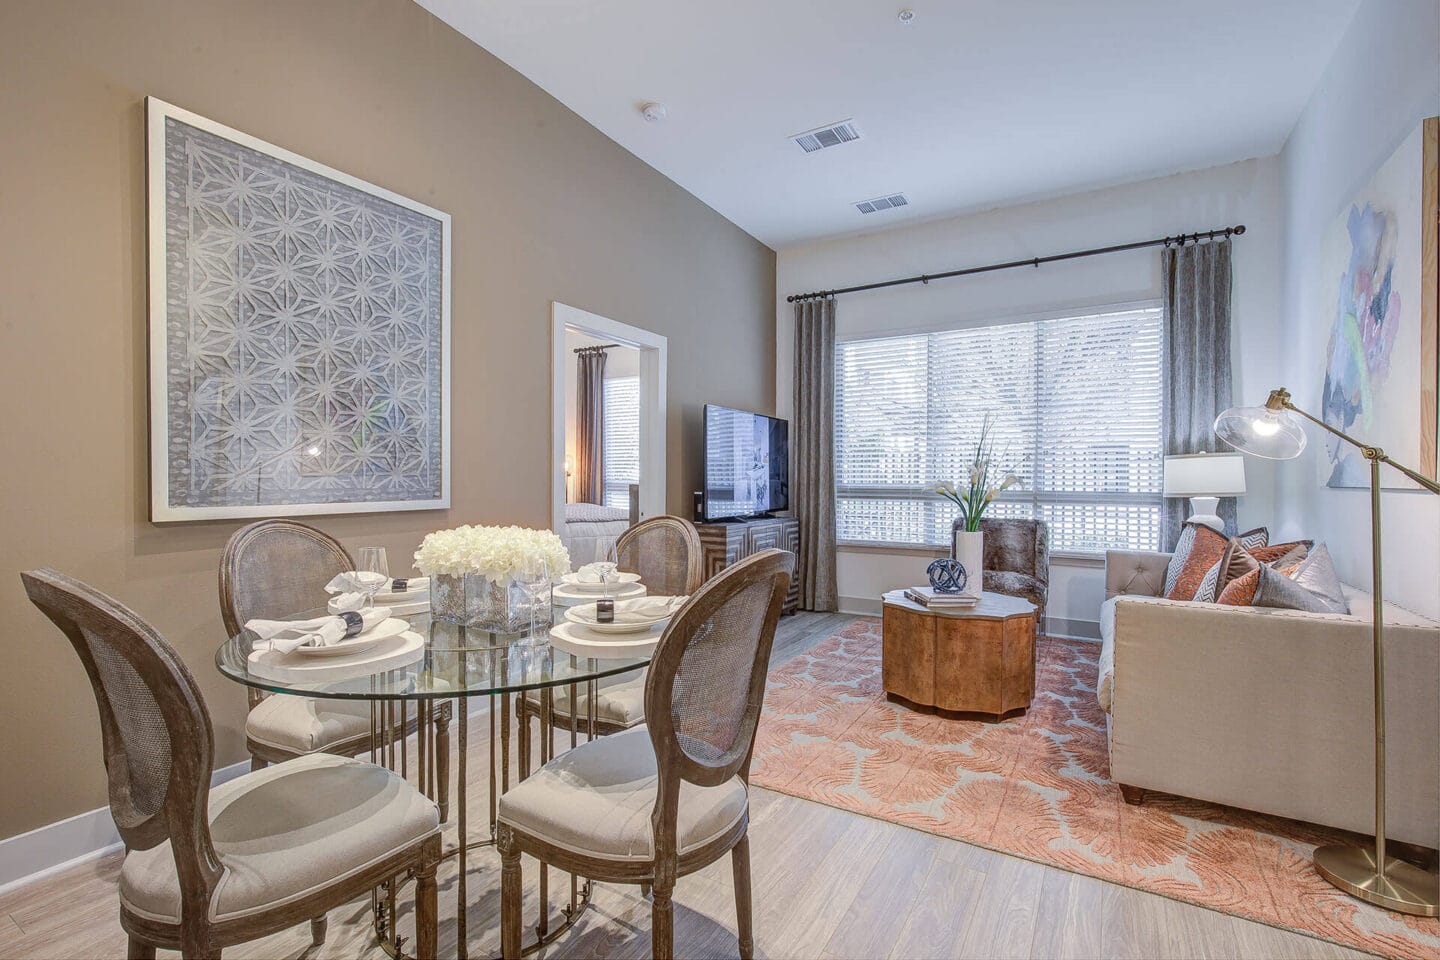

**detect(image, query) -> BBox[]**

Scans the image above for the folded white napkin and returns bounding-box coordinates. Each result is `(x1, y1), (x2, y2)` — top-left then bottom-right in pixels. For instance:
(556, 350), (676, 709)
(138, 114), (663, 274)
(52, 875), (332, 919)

(589, 595), (686, 625)
(324, 572), (430, 595)
(247, 606), (392, 654)
(572, 562), (617, 584)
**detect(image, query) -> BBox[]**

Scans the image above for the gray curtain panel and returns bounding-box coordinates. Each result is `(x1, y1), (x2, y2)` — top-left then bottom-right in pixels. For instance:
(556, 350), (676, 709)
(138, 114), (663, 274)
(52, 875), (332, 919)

(575, 347), (607, 505)
(1162, 238), (1236, 549)
(793, 298), (839, 611)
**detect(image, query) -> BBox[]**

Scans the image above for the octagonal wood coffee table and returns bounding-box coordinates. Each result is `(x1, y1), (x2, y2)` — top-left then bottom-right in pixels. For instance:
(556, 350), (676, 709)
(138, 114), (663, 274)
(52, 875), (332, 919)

(880, 589), (1037, 721)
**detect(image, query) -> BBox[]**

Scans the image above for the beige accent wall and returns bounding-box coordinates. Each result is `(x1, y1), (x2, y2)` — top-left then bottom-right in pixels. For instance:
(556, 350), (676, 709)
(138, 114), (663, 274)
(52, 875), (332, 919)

(0, 0), (775, 840)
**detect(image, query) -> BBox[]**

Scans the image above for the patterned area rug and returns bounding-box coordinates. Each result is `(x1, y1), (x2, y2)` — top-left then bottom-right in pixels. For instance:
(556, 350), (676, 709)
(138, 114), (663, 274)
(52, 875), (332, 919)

(751, 617), (1440, 959)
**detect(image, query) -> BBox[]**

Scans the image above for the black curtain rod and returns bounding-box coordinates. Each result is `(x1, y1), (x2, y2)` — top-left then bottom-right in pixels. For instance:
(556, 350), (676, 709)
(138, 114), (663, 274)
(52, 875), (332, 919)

(573, 343), (620, 354)
(785, 224), (1246, 303)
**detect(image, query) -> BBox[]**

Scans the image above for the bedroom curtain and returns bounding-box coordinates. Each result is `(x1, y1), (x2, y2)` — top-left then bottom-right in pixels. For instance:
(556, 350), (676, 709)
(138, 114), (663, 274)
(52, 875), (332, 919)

(1162, 238), (1236, 550)
(794, 297), (839, 611)
(575, 347), (607, 505)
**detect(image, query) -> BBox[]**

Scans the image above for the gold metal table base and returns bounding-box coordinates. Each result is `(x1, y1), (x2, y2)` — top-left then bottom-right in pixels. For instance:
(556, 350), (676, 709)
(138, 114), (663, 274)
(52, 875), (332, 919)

(367, 656), (604, 958)
(1314, 844), (1440, 917)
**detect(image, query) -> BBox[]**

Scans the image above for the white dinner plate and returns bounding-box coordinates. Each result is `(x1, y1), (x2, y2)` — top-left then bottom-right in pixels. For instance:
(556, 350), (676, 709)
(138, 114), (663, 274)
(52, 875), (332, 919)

(553, 581), (646, 606)
(560, 571), (643, 593)
(548, 620), (660, 659)
(289, 618), (410, 657)
(564, 598), (679, 635)
(329, 595), (431, 617)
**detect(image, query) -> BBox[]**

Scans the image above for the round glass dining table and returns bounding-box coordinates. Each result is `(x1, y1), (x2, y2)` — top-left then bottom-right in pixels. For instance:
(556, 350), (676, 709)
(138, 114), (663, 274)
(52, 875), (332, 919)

(216, 605), (650, 960)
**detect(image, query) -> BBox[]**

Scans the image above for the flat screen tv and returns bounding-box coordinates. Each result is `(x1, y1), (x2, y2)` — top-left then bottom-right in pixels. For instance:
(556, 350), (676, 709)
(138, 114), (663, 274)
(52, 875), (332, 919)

(702, 404), (789, 521)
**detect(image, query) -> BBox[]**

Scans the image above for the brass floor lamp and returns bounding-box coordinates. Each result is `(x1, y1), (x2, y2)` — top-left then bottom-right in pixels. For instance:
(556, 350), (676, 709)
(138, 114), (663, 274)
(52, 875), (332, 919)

(1214, 387), (1440, 916)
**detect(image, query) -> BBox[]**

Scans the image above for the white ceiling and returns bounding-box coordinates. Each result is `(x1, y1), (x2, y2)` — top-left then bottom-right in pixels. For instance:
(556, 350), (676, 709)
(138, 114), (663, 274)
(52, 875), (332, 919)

(417, 0), (1359, 249)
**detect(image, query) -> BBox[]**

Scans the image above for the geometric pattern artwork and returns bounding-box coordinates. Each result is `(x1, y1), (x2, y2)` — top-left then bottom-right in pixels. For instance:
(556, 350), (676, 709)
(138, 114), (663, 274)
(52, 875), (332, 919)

(147, 98), (449, 520)
(752, 620), (1440, 960)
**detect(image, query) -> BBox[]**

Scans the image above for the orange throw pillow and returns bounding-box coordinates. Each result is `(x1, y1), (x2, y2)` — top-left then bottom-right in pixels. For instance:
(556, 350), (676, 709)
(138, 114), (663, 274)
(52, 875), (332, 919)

(1164, 524), (1230, 601)
(1217, 568), (1261, 605)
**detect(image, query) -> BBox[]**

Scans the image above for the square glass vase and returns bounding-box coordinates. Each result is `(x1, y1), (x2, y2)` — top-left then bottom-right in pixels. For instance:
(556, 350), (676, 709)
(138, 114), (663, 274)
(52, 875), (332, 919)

(430, 573), (549, 632)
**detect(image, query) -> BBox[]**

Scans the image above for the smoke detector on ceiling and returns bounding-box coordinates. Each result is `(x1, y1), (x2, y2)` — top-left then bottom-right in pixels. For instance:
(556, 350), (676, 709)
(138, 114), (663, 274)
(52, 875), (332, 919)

(791, 119), (861, 154)
(854, 192), (910, 214)
(897, 9), (916, 24)
(640, 102), (668, 122)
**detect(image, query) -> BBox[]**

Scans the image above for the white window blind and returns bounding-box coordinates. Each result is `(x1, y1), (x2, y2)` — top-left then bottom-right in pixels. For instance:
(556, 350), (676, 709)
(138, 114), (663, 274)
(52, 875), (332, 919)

(602, 376), (640, 510)
(835, 306), (1163, 553)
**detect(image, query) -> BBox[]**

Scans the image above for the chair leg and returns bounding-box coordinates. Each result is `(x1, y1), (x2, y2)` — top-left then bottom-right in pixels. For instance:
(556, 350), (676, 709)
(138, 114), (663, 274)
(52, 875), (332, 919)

(126, 936), (156, 960)
(179, 929), (215, 959)
(435, 704), (451, 824)
(732, 835), (754, 960)
(499, 824), (523, 960)
(310, 914), (327, 947)
(651, 881), (674, 960)
(250, 755), (267, 772)
(415, 847), (439, 960)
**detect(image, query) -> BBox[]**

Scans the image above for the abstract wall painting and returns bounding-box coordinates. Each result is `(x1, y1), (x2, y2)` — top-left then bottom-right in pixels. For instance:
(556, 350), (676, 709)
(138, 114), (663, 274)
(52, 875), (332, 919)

(1319, 117), (1438, 489)
(146, 98), (451, 521)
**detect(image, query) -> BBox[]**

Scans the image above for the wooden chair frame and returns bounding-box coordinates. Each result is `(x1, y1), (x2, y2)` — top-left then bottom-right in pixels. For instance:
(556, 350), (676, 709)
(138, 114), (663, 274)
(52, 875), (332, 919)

(518, 514), (704, 737)
(499, 548), (794, 960)
(22, 568), (441, 960)
(218, 519), (451, 819)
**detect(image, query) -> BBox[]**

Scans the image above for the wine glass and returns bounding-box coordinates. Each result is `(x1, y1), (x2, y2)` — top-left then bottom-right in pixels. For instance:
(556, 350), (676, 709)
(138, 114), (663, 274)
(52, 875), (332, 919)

(592, 540), (618, 599)
(354, 546), (389, 611)
(517, 558), (552, 646)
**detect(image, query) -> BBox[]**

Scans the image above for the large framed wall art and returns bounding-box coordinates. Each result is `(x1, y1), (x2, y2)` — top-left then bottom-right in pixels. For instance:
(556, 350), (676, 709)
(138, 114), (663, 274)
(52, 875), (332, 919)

(146, 97), (450, 521)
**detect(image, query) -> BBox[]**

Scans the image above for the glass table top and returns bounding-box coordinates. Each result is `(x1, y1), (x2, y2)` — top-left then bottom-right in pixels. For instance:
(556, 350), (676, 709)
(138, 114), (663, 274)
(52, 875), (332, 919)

(215, 606), (649, 701)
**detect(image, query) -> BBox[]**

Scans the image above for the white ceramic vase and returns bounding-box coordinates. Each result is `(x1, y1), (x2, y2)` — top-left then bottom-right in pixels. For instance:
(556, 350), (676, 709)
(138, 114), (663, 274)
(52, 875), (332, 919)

(950, 525), (984, 597)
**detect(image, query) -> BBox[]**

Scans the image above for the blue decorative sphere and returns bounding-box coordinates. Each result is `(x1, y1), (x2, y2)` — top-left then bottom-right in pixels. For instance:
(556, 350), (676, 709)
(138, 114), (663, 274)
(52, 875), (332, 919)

(926, 558), (969, 594)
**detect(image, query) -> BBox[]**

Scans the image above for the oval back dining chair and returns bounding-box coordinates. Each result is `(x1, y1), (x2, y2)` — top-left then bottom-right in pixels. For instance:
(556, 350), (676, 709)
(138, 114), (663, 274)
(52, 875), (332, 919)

(521, 514), (705, 739)
(219, 519), (451, 819)
(498, 548), (795, 960)
(21, 568), (441, 960)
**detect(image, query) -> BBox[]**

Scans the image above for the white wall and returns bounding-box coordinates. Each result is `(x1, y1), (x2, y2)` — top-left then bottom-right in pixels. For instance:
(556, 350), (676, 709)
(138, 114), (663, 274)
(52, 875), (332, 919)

(563, 330), (640, 503)
(776, 158), (1285, 633)
(1276, 0), (1440, 619)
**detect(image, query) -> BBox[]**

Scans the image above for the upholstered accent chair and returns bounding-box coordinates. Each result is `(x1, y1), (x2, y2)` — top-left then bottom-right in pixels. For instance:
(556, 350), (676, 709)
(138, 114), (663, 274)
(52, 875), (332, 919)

(520, 515), (704, 737)
(22, 568), (442, 960)
(219, 519), (451, 819)
(498, 549), (794, 960)
(974, 518), (1050, 631)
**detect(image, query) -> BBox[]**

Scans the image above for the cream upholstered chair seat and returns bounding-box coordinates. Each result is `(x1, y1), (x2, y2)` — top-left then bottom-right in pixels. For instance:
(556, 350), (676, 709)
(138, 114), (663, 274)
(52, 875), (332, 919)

(120, 753), (439, 924)
(523, 672), (647, 731)
(243, 695), (373, 754)
(497, 726), (747, 862)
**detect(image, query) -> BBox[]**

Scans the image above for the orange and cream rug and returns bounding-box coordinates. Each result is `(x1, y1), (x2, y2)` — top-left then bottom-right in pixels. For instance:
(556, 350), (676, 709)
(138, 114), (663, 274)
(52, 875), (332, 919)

(751, 617), (1440, 959)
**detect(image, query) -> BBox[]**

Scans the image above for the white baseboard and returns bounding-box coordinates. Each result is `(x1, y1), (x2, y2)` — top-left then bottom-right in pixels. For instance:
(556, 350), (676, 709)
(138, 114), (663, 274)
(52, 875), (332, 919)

(0, 696), (489, 897)
(0, 758), (251, 896)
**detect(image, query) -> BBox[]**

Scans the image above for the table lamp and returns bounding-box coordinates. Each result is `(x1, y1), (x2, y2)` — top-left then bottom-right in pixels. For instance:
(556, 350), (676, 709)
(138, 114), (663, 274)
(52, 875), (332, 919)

(1214, 387), (1440, 916)
(1162, 452), (1246, 532)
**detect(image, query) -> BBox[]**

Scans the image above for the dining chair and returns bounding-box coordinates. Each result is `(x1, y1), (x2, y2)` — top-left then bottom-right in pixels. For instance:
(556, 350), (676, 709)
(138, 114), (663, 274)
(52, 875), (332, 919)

(219, 519), (451, 820)
(521, 514), (705, 737)
(498, 548), (794, 960)
(21, 568), (442, 960)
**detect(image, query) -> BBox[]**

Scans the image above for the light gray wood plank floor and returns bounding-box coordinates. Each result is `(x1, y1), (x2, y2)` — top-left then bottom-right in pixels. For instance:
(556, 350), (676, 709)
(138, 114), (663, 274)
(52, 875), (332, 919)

(0, 613), (1376, 959)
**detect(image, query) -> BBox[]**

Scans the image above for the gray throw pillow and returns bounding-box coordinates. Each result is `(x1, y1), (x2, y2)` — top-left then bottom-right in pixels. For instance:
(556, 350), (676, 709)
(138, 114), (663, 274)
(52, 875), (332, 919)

(1287, 543), (1350, 614)
(1252, 544), (1349, 614)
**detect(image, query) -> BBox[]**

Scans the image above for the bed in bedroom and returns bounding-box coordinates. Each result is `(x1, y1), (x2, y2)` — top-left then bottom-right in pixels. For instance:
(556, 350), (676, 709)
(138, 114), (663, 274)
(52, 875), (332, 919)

(561, 502), (631, 567)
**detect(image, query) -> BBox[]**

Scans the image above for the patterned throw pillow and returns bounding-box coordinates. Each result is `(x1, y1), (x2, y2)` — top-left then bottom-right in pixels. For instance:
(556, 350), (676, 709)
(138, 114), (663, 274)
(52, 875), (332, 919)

(1216, 541), (1345, 612)
(1186, 531), (1300, 603)
(1164, 523), (1235, 601)
(1217, 567), (1261, 605)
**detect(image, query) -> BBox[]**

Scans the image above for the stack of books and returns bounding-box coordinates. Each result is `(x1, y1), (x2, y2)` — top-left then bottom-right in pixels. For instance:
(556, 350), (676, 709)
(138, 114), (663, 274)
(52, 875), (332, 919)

(904, 586), (980, 609)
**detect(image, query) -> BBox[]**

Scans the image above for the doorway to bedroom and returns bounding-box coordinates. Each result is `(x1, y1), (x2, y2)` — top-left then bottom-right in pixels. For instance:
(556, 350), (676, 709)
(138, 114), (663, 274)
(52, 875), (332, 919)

(550, 302), (667, 568)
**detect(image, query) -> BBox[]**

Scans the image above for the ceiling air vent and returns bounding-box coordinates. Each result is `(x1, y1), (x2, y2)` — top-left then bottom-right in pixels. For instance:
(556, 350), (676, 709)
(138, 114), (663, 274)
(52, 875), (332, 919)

(855, 193), (909, 214)
(792, 119), (861, 154)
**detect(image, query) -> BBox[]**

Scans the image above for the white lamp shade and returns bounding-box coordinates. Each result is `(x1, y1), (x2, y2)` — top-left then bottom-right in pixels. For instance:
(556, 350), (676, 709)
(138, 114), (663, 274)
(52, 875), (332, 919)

(1163, 453), (1247, 498)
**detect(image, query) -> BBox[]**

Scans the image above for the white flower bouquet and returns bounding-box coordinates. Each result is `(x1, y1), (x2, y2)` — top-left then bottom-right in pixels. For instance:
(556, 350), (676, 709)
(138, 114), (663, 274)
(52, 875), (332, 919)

(414, 525), (571, 630)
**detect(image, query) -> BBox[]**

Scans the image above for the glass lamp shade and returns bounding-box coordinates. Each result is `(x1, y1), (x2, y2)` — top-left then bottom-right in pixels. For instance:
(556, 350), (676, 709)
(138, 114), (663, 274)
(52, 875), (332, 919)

(1213, 405), (1307, 460)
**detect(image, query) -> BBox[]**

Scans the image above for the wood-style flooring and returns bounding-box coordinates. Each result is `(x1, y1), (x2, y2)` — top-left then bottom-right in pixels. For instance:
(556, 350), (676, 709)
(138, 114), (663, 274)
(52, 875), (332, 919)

(0, 613), (1375, 959)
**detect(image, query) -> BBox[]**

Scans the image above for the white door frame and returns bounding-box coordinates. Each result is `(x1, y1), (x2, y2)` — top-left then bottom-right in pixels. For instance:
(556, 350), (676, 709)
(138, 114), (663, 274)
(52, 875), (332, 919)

(551, 302), (668, 534)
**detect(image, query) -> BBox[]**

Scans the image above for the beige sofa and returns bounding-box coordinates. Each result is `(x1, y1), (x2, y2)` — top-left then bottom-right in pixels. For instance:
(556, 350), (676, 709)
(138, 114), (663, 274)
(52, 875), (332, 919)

(1100, 548), (1440, 848)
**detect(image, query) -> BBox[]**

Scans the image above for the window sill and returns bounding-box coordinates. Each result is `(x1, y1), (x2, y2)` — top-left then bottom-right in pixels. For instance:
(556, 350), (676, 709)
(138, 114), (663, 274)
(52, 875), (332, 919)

(836, 541), (1108, 567)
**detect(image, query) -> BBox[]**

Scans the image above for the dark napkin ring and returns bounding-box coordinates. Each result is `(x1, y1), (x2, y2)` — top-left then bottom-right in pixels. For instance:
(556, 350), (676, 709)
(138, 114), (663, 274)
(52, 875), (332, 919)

(390, 578), (408, 592)
(596, 599), (615, 624)
(340, 611), (365, 638)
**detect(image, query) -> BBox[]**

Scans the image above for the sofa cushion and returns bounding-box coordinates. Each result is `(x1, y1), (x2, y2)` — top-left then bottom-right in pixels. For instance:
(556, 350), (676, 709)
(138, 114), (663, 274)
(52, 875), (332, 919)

(1164, 524), (1234, 601)
(1197, 539), (1311, 603)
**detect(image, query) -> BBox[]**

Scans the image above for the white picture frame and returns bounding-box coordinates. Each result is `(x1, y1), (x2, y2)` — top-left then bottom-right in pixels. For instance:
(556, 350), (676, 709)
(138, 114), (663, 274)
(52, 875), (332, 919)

(146, 97), (451, 521)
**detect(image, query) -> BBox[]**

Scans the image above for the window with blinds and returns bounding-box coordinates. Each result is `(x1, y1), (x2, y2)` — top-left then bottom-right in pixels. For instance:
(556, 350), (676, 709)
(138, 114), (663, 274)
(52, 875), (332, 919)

(834, 305), (1163, 553)
(602, 376), (640, 510)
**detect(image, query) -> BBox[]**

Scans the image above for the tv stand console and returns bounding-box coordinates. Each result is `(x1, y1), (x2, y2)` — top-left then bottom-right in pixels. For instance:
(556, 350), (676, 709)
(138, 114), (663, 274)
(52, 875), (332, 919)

(696, 516), (801, 615)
